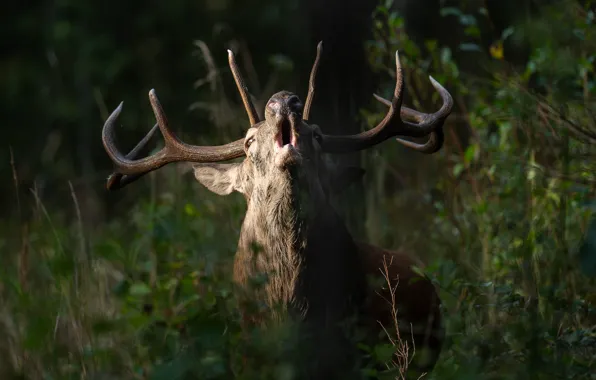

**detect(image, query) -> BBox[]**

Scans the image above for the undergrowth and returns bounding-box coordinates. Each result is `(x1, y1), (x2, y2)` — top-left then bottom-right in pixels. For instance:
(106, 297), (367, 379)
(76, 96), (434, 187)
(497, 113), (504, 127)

(1, 0), (596, 379)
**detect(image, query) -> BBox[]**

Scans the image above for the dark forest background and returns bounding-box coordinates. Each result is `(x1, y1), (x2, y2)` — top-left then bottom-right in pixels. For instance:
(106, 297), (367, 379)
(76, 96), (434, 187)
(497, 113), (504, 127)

(2, 0), (596, 379)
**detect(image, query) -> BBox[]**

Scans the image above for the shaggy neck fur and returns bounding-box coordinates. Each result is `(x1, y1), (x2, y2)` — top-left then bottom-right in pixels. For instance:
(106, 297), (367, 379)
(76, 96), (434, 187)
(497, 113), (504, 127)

(235, 168), (312, 311)
(234, 166), (365, 325)
(233, 166), (368, 379)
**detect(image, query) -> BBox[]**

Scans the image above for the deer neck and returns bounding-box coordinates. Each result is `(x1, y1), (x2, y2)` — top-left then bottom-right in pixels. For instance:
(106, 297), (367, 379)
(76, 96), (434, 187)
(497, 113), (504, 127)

(235, 169), (365, 322)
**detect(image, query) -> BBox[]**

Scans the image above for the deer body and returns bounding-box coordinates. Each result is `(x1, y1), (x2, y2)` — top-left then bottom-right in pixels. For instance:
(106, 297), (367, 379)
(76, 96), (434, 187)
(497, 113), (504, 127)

(101, 43), (452, 378)
(234, 185), (368, 378)
(230, 176), (444, 377)
(234, 173), (443, 372)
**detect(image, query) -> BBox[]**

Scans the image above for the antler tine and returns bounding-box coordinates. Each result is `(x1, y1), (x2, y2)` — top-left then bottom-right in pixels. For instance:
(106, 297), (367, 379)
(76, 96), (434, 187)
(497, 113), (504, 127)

(303, 41), (323, 121)
(102, 89), (246, 190)
(228, 49), (260, 126)
(106, 123), (159, 190)
(319, 50), (453, 154)
(372, 94), (444, 153)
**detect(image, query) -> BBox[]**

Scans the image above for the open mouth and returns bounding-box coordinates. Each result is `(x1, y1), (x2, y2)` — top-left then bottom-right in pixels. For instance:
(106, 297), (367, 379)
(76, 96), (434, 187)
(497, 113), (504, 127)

(273, 118), (302, 167)
(282, 119), (291, 145)
(276, 119), (297, 149)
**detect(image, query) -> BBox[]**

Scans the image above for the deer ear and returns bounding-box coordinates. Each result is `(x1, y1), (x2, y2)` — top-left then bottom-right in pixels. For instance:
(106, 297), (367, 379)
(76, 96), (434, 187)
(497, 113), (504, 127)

(328, 166), (366, 195)
(193, 163), (247, 195)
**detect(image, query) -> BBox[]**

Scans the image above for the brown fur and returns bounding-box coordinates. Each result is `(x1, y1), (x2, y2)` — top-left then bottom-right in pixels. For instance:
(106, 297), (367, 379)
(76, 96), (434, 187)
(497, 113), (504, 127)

(193, 91), (444, 379)
(357, 243), (444, 371)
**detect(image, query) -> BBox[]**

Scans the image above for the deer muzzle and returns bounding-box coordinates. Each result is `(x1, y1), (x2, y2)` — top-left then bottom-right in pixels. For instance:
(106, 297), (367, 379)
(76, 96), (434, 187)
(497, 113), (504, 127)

(273, 115), (301, 168)
(265, 92), (303, 168)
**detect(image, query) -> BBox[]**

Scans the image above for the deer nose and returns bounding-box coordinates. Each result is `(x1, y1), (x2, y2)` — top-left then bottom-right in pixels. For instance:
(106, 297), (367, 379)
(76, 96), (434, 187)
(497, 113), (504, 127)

(266, 93), (303, 118)
(286, 95), (302, 112)
(286, 95), (303, 114)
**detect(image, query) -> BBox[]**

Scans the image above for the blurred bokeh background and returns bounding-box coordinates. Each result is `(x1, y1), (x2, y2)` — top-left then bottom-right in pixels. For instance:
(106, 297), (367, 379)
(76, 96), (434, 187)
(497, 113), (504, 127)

(2, 0), (596, 378)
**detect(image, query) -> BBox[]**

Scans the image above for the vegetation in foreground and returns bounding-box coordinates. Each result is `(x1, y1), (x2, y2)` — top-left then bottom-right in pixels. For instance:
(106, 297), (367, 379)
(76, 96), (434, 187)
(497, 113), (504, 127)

(1, 0), (596, 379)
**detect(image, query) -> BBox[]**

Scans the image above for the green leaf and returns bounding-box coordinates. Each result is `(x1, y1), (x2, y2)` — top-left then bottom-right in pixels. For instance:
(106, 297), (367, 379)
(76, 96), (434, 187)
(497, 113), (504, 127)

(440, 47), (452, 64)
(129, 282), (152, 297)
(440, 7), (462, 18)
(459, 43), (483, 52)
(373, 343), (395, 363)
(464, 144), (478, 164)
(184, 203), (197, 216)
(459, 14), (477, 26)
(464, 25), (481, 38)
(501, 26), (515, 41)
(453, 163), (465, 177)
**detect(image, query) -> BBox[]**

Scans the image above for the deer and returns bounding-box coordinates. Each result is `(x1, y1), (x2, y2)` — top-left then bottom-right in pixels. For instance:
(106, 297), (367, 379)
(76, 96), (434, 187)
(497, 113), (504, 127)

(101, 42), (453, 379)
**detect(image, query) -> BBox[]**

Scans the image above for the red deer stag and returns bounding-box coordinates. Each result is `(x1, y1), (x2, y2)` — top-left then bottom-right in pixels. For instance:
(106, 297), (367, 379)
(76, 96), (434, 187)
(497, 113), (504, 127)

(102, 42), (453, 379)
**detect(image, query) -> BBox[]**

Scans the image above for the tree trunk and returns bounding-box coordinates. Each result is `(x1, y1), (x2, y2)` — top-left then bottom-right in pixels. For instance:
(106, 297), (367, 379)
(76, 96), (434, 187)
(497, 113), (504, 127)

(299, 0), (378, 238)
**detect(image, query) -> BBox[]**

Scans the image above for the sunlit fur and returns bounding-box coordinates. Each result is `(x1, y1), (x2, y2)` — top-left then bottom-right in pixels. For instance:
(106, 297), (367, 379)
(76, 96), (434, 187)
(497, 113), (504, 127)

(193, 91), (443, 379)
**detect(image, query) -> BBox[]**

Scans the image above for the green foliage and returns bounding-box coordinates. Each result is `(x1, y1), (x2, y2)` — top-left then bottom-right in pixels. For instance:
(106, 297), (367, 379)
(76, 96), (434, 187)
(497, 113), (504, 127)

(0, 180), (303, 379)
(2, 0), (596, 379)
(365, 0), (596, 378)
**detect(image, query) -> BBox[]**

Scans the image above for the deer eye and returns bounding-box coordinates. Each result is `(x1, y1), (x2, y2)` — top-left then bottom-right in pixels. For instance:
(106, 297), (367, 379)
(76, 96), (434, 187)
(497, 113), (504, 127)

(313, 133), (322, 144)
(245, 137), (255, 149)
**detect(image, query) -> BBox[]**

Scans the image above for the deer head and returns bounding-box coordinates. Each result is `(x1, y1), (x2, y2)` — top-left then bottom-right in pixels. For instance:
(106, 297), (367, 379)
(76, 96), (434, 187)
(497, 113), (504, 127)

(102, 40), (452, 313)
(102, 42), (453, 377)
(103, 41), (451, 198)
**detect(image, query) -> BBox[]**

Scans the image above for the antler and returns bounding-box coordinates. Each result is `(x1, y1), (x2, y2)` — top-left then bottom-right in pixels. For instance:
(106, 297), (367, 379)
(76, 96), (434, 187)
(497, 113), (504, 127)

(319, 51), (453, 154)
(372, 94), (445, 153)
(228, 49), (260, 126)
(102, 89), (245, 190)
(105, 49), (259, 190)
(303, 41), (323, 121)
(105, 123), (159, 190)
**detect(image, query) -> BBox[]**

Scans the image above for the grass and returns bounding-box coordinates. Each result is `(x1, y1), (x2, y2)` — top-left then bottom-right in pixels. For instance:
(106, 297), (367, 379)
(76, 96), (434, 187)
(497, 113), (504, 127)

(2, 1), (596, 378)
(2, 133), (595, 379)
